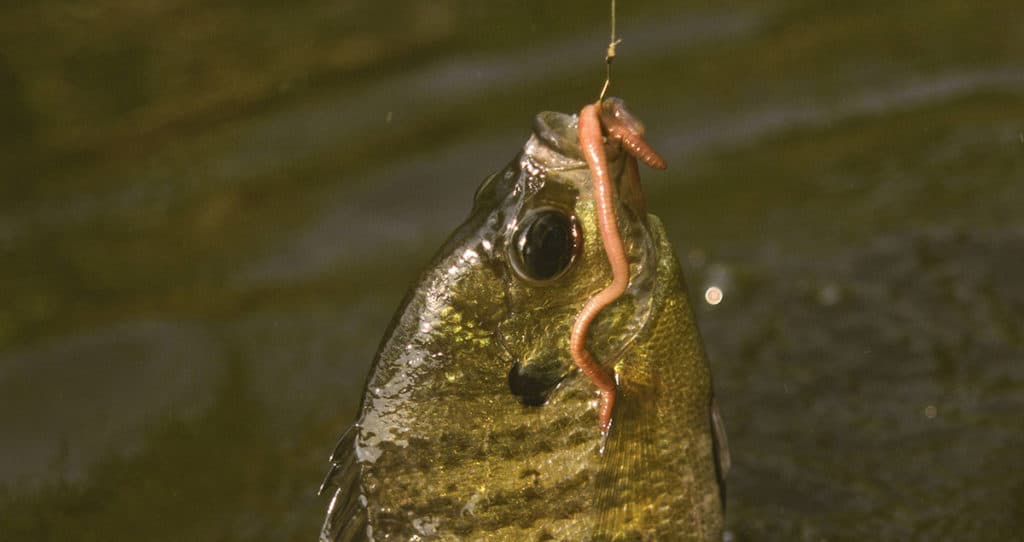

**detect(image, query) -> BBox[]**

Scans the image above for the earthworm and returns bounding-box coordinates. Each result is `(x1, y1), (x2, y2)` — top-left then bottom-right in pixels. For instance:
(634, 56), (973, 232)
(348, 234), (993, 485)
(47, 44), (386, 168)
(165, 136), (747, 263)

(573, 99), (666, 435)
(600, 97), (667, 170)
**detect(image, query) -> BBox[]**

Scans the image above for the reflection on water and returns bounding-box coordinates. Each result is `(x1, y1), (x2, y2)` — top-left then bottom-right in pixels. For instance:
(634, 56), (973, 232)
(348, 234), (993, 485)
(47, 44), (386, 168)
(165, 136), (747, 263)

(1, 1), (1023, 540)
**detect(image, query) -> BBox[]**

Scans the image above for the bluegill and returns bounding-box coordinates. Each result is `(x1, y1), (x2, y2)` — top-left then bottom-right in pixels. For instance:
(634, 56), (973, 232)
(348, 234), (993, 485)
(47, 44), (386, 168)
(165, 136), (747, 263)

(320, 100), (728, 541)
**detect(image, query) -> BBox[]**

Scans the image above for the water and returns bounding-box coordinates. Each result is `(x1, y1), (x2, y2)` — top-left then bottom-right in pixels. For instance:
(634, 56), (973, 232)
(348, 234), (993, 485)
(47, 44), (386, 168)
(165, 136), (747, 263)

(1, 1), (1022, 540)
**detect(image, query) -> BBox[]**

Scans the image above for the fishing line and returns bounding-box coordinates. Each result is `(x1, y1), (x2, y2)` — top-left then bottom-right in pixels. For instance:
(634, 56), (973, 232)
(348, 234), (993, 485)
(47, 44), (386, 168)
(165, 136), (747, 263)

(598, 0), (622, 102)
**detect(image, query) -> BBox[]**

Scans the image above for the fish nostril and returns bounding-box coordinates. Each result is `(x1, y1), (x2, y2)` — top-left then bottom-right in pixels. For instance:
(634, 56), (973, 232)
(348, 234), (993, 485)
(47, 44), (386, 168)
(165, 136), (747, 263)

(507, 359), (563, 407)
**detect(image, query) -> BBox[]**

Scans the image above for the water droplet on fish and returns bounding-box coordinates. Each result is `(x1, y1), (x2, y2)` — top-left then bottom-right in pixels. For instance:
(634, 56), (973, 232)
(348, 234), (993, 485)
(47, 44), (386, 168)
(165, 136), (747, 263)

(462, 248), (480, 263)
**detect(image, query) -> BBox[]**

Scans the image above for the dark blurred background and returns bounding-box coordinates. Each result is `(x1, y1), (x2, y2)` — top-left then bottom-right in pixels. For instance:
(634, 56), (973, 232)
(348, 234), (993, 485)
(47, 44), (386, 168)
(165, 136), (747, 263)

(1, 1), (1022, 540)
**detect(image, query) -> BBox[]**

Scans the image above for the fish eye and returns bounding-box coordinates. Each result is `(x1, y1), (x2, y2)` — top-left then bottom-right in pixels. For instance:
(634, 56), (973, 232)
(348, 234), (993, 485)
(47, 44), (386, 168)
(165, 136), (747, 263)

(509, 208), (580, 284)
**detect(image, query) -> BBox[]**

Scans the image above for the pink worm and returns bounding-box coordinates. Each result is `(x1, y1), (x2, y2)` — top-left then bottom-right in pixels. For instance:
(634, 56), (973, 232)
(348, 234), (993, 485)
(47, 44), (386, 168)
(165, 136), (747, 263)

(573, 100), (666, 434)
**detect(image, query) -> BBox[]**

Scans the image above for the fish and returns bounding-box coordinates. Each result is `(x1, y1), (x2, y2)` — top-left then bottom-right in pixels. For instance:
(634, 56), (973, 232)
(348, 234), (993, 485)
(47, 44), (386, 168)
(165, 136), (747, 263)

(319, 98), (728, 541)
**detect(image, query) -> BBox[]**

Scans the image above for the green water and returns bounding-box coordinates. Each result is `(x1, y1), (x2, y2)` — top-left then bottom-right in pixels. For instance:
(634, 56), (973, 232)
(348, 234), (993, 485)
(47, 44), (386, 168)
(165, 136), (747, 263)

(1, 1), (1022, 540)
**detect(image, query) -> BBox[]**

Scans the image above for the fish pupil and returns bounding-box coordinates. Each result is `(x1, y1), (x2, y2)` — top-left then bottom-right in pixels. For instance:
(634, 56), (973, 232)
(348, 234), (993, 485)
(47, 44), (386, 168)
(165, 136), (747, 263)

(511, 209), (577, 283)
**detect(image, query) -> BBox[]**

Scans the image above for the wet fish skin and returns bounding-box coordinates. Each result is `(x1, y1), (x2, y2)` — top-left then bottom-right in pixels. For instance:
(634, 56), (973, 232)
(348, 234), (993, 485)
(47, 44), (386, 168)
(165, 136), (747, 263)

(321, 107), (725, 541)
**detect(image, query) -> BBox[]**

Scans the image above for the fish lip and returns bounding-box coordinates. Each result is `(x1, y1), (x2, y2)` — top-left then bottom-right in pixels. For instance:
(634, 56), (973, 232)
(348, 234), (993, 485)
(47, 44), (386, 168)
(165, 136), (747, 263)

(528, 110), (627, 174)
(532, 111), (585, 162)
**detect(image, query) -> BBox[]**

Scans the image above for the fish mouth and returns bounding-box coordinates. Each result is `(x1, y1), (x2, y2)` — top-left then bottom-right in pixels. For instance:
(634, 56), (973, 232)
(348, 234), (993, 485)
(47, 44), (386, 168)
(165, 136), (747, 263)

(532, 111), (585, 163)
(530, 110), (629, 171)
(507, 357), (568, 407)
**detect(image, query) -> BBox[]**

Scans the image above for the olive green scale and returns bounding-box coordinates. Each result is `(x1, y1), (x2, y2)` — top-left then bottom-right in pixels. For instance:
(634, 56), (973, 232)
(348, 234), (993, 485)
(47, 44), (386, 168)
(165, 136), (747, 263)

(319, 108), (726, 542)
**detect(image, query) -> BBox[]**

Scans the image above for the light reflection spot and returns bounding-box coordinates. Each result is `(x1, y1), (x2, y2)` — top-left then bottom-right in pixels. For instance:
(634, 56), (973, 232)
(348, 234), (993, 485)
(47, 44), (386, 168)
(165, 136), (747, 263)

(705, 286), (723, 305)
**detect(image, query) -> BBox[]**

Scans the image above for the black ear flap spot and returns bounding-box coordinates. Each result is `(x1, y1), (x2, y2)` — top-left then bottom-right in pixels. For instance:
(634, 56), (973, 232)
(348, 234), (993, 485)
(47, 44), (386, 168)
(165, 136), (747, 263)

(507, 359), (566, 406)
